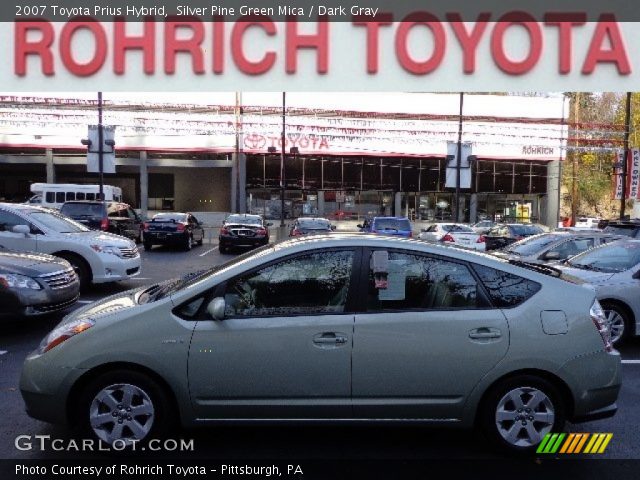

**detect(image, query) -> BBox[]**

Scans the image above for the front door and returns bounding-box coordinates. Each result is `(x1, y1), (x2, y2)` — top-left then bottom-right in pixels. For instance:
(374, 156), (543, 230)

(188, 249), (359, 419)
(352, 249), (509, 420)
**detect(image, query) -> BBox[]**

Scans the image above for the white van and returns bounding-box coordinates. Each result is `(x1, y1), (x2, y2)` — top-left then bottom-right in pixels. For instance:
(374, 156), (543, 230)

(27, 183), (123, 210)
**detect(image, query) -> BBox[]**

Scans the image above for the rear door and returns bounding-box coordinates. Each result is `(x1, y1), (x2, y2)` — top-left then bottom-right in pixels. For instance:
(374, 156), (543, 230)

(352, 248), (509, 420)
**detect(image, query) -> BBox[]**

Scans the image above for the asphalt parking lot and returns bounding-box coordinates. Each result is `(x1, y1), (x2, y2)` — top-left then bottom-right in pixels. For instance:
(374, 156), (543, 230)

(1, 241), (640, 460)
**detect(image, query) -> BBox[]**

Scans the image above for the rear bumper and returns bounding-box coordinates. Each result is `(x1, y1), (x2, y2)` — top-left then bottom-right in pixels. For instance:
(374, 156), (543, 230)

(571, 402), (618, 423)
(219, 235), (269, 248)
(144, 232), (188, 245)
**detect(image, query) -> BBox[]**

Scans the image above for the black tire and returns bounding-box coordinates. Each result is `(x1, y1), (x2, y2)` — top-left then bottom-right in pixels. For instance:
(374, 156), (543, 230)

(143, 241), (153, 251)
(600, 301), (632, 345)
(55, 252), (91, 290)
(218, 244), (228, 254)
(478, 375), (566, 454)
(196, 235), (204, 246)
(74, 370), (176, 449)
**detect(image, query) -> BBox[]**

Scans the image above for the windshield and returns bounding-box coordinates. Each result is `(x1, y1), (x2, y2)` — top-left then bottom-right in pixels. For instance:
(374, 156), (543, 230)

(506, 234), (564, 255)
(567, 241), (640, 273)
(152, 214), (187, 223)
(374, 218), (411, 231)
(29, 211), (89, 233)
(226, 215), (261, 225)
(138, 244), (275, 303)
(61, 203), (104, 216)
(298, 219), (331, 229)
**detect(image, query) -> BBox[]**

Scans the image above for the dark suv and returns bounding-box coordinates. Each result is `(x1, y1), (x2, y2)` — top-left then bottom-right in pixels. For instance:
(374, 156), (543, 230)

(60, 201), (143, 243)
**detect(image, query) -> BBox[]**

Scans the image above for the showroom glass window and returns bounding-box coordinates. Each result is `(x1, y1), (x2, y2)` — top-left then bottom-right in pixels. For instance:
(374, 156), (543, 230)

(366, 251), (480, 311)
(224, 250), (355, 317)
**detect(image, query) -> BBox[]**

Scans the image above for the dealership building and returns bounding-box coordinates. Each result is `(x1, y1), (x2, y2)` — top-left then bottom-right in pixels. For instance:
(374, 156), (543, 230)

(0, 92), (567, 226)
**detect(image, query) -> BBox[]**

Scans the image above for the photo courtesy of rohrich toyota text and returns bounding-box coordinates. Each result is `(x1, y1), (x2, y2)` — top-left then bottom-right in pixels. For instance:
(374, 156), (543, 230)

(3, 1), (640, 479)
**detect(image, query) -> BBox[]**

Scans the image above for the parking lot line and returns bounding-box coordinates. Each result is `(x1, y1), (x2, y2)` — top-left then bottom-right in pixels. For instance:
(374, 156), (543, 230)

(621, 360), (640, 364)
(0, 350), (7, 355)
(200, 247), (217, 257)
(77, 300), (93, 304)
(130, 277), (151, 281)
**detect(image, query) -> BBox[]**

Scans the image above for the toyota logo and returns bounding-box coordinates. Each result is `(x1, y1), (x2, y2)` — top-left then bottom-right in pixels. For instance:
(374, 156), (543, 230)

(244, 134), (266, 150)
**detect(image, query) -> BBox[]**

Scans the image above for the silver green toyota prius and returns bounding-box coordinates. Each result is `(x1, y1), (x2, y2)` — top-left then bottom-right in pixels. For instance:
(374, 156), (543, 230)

(20, 234), (621, 453)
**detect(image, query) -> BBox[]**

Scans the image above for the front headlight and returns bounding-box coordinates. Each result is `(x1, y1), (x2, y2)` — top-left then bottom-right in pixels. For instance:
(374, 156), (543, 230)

(90, 244), (121, 256)
(0, 273), (42, 290)
(37, 318), (95, 354)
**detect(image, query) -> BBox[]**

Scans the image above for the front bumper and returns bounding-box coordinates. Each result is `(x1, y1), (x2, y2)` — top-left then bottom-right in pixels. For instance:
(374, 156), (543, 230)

(92, 255), (141, 283)
(20, 353), (86, 425)
(1, 284), (80, 317)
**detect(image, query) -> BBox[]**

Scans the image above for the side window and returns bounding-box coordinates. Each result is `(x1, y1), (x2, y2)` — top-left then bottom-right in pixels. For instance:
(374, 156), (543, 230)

(426, 225), (437, 232)
(472, 264), (541, 307)
(366, 251), (480, 311)
(45, 192), (55, 203)
(0, 210), (26, 232)
(56, 192), (65, 204)
(76, 192), (85, 200)
(127, 208), (138, 219)
(86, 193), (95, 201)
(107, 205), (119, 218)
(548, 238), (595, 259)
(191, 215), (199, 225)
(66, 192), (75, 201)
(223, 250), (355, 317)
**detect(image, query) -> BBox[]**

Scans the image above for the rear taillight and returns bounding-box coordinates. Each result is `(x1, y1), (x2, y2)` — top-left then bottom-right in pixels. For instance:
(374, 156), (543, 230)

(515, 235), (524, 240)
(143, 222), (149, 231)
(591, 300), (613, 352)
(100, 218), (109, 231)
(477, 235), (486, 243)
(176, 223), (186, 232)
(220, 226), (229, 235)
(256, 227), (267, 235)
(441, 233), (455, 242)
(291, 228), (303, 236)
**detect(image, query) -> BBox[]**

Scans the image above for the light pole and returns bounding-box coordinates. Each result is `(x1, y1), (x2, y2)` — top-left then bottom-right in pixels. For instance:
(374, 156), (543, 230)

(454, 92), (464, 222)
(280, 92), (286, 227)
(621, 92), (632, 220)
(98, 92), (104, 200)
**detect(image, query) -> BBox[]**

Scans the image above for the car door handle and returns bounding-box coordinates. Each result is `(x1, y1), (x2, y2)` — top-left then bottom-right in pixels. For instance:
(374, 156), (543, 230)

(313, 333), (348, 345)
(469, 328), (502, 340)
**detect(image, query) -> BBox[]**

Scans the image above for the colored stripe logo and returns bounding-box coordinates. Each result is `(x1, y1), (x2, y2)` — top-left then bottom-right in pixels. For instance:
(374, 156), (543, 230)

(537, 433), (613, 454)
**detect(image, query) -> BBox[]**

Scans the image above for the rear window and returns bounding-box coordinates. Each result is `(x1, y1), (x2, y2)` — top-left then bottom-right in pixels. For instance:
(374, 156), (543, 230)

(153, 214), (187, 223)
(60, 203), (105, 217)
(567, 241), (640, 273)
(472, 264), (541, 307)
(226, 215), (262, 225)
(603, 225), (639, 237)
(298, 219), (331, 229)
(510, 224), (543, 236)
(373, 218), (411, 231)
(506, 234), (564, 256)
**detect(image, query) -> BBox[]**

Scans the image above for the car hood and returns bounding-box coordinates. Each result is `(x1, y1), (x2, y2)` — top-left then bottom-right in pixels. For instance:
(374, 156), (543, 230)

(66, 288), (143, 324)
(554, 265), (616, 283)
(0, 250), (70, 276)
(53, 230), (134, 247)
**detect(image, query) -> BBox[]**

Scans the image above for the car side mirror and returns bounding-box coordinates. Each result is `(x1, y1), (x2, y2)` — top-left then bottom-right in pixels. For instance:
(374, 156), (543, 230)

(544, 251), (561, 260)
(356, 224), (363, 229)
(266, 222), (273, 227)
(331, 225), (336, 231)
(12, 225), (31, 236)
(206, 297), (226, 320)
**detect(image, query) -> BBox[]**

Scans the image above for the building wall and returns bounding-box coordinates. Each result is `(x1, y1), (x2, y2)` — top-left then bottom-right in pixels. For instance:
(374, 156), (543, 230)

(149, 166), (231, 213)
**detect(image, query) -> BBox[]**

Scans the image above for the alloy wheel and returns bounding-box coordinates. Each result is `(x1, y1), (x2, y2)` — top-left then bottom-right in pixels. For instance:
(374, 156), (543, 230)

(603, 308), (625, 344)
(495, 386), (555, 448)
(89, 383), (155, 445)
